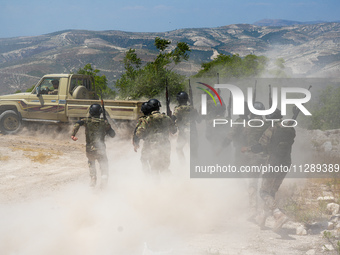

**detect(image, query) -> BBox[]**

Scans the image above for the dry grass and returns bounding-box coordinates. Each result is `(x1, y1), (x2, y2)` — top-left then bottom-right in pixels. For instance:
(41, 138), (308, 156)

(279, 175), (340, 225)
(279, 180), (329, 224)
(9, 146), (63, 164)
(0, 154), (9, 161)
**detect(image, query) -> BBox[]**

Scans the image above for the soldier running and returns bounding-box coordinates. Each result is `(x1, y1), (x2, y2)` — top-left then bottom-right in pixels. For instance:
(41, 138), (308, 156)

(242, 109), (296, 231)
(133, 102), (153, 173)
(172, 91), (200, 162)
(134, 99), (177, 174)
(71, 104), (115, 188)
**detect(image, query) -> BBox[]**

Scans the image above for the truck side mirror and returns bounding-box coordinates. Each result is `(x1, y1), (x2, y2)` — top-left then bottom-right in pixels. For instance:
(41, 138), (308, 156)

(36, 87), (41, 97)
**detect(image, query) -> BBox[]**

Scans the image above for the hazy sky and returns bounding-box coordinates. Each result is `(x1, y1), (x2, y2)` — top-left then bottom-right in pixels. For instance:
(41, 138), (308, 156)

(1, 0), (339, 38)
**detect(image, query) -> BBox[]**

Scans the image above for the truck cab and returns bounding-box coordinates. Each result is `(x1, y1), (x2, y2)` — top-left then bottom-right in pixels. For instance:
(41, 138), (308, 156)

(28, 74), (96, 122)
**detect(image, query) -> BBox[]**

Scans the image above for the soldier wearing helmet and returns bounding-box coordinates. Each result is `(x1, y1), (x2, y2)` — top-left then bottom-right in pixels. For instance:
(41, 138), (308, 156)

(71, 103), (115, 188)
(135, 98), (177, 174)
(172, 91), (200, 162)
(243, 108), (296, 232)
(133, 101), (153, 172)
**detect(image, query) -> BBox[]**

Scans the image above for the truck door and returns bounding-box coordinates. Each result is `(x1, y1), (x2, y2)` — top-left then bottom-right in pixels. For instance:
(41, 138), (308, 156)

(27, 77), (60, 121)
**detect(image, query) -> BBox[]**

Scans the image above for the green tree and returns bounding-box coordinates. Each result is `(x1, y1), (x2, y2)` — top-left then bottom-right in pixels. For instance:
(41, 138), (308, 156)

(77, 63), (115, 98)
(309, 85), (340, 130)
(194, 53), (268, 78)
(115, 37), (191, 99)
(268, 58), (288, 77)
(123, 49), (142, 79)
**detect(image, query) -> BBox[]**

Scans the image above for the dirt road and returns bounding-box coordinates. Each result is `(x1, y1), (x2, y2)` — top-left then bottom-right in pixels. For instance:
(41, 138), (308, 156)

(0, 128), (334, 255)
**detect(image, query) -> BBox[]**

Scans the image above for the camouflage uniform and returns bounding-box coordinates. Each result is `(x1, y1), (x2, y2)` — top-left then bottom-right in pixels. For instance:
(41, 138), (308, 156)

(244, 116), (270, 218)
(133, 115), (149, 172)
(71, 117), (114, 183)
(172, 104), (199, 161)
(257, 122), (296, 211)
(135, 110), (177, 173)
(223, 116), (248, 167)
(204, 98), (226, 156)
(244, 116), (270, 169)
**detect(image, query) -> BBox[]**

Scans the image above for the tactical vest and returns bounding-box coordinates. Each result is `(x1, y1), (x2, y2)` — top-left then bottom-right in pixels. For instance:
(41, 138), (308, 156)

(144, 112), (172, 142)
(246, 117), (270, 146)
(268, 124), (296, 162)
(174, 105), (191, 129)
(85, 118), (107, 150)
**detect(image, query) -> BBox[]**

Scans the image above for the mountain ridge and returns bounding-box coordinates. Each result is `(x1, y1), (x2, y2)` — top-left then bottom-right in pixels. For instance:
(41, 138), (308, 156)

(0, 22), (339, 95)
(252, 19), (333, 27)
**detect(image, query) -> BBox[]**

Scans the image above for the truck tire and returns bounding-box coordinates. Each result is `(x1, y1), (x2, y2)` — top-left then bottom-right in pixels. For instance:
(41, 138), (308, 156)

(73, 86), (89, 99)
(0, 110), (22, 135)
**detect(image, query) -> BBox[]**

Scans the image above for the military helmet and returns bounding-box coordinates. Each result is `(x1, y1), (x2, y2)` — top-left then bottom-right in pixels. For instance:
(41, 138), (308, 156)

(141, 102), (152, 115)
(89, 104), (103, 117)
(148, 99), (161, 111)
(176, 91), (189, 104)
(253, 101), (265, 111)
(266, 108), (283, 119)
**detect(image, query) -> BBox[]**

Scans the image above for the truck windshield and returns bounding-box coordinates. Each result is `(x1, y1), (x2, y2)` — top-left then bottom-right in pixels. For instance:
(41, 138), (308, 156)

(33, 78), (60, 95)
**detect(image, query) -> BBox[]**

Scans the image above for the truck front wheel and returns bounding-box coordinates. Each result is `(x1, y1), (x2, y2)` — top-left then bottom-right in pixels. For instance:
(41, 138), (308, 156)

(0, 110), (22, 135)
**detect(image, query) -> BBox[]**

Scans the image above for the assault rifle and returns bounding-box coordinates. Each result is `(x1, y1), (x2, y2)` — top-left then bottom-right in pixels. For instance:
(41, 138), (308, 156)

(188, 79), (193, 105)
(100, 89), (107, 121)
(165, 79), (172, 117)
(253, 80), (257, 103)
(269, 84), (272, 108)
(100, 89), (116, 137)
(227, 91), (232, 119)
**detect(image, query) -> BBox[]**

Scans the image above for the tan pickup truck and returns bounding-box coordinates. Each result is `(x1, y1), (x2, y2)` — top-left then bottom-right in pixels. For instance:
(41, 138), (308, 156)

(0, 74), (143, 134)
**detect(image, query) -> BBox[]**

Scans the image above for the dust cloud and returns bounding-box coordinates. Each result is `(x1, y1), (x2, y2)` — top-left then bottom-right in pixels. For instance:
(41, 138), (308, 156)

(0, 79), (325, 254)
(0, 130), (249, 255)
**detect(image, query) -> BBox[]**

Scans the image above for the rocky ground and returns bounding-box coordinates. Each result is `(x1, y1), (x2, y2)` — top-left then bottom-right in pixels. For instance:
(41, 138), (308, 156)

(0, 126), (339, 255)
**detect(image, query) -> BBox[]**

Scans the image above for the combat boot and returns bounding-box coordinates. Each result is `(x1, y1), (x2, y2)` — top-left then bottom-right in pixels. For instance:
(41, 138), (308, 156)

(90, 176), (97, 187)
(256, 210), (270, 229)
(273, 209), (289, 232)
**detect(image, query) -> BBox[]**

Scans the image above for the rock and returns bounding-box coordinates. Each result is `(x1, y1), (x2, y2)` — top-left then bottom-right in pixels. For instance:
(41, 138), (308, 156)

(327, 203), (340, 215)
(310, 129), (340, 153)
(327, 222), (335, 230)
(322, 244), (334, 251)
(306, 249), (315, 255)
(296, 225), (308, 235)
(330, 214), (340, 223)
(317, 196), (335, 202)
(321, 141), (333, 152)
(335, 222), (340, 230)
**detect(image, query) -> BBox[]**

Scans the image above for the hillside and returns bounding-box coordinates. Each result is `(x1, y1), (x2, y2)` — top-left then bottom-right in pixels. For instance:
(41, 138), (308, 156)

(0, 22), (339, 95)
(253, 19), (329, 27)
